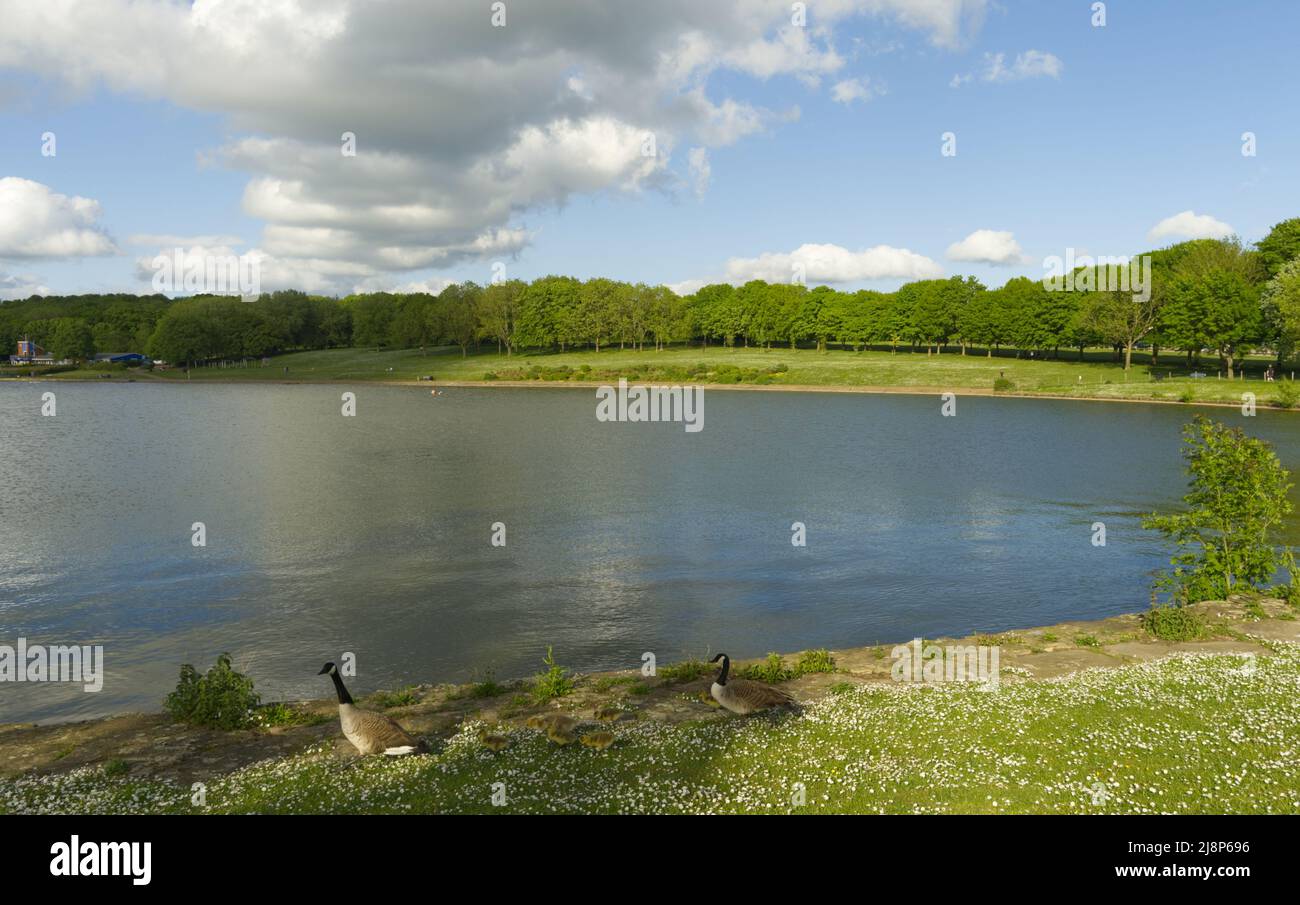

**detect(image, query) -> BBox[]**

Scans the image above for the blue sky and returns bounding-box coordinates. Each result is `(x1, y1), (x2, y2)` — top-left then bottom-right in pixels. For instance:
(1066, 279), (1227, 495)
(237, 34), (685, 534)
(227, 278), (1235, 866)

(0, 0), (1295, 298)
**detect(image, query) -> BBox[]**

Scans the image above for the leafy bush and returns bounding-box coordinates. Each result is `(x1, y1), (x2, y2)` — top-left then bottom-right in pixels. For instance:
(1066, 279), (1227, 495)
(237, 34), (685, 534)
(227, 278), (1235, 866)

(531, 646), (574, 703)
(735, 652), (794, 683)
(993, 377), (1014, 392)
(1273, 381), (1300, 409)
(1179, 387), (1196, 404)
(1140, 605), (1208, 641)
(1144, 417), (1293, 601)
(164, 653), (260, 730)
(794, 648), (836, 676)
(1074, 634), (1101, 648)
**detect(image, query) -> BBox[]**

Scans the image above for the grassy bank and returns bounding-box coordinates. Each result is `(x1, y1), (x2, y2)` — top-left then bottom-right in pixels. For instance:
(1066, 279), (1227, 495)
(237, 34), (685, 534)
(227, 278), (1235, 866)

(18, 344), (1300, 408)
(3, 643), (1297, 814)
(3, 598), (1297, 815)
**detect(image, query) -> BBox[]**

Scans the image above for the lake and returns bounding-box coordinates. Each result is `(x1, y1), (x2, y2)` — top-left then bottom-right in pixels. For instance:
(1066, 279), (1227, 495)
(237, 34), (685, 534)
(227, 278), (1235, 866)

(2, 381), (1298, 723)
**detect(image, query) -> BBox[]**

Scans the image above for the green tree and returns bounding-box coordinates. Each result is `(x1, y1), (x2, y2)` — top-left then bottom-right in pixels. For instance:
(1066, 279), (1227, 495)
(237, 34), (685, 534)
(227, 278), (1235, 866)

(435, 282), (480, 356)
(1256, 217), (1300, 278)
(479, 279), (525, 355)
(1143, 417), (1293, 601)
(1262, 259), (1300, 361)
(41, 317), (95, 361)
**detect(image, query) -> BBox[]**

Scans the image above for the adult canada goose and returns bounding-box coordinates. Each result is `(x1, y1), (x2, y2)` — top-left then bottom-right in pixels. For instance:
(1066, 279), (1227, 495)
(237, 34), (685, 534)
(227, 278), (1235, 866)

(317, 662), (426, 756)
(709, 653), (798, 715)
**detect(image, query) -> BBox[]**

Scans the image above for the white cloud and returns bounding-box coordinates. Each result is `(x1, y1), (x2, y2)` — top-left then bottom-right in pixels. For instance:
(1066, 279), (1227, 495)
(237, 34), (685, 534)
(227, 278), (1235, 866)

(1147, 210), (1234, 242)
(128, 232), (245, 247)
(667, 278), (708, 296)
(946, 229), (1023, 265)
(952, 49), (1062, 87)
(0, 1), (991, 291)
(0, 177), (117, 259)
(0, 269), (51, 300)
(831, 77), (882, 105)
(725, 242), (943, 283)
(687, 147), (711, 197)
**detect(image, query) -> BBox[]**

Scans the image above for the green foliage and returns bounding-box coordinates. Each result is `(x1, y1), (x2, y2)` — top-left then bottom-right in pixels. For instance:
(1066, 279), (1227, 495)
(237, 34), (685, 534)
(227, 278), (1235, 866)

(1143, 417), (1293, 601)
(1179, 387), (1196, 404)
(658, 659), (711, 684)
(164, 653), (260, 730)
(794, 648), (837, 675)
(102, 759), (129, 778)
(468, 668), (506, 698)
(1274, 381), (1300, 409)
(1281, 548), (1300, 609)
(591, 675), (639, 692)
(993, 376), (1014, 391)
(253, 702), (327, 728)
(1256, 217), (1300, 277)
(531, 646), (574, 703)
(1140, 605), (1209, 641)
(735, 652), (795, 683)
(367, 686), (420, 709)
(1074, 634), (1101, 648)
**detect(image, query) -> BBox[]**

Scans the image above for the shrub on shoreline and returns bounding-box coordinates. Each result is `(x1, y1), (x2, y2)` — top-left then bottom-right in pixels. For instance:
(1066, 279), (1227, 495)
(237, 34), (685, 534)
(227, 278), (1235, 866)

(1140, 605), (1209, 641)
(164, 653), (260, 730)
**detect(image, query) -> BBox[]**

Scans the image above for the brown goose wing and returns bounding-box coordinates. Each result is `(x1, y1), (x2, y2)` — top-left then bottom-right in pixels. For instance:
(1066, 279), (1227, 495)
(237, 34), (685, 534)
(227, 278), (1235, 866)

(354, 709), (420, 750)
(729, 678), (796, 710)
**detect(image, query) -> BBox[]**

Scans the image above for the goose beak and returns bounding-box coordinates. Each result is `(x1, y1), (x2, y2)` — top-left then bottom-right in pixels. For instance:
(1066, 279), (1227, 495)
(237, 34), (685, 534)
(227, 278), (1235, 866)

(317, 664), (331, 675)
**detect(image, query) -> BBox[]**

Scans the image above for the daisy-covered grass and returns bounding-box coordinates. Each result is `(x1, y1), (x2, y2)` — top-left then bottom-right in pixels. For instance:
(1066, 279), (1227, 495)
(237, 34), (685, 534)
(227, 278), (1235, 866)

(4, 643), (1297, 815)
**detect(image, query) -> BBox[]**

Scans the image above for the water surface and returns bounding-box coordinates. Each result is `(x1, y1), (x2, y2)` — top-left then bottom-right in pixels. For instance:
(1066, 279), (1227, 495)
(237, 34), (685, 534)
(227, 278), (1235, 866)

(2, 381), (1297, 722)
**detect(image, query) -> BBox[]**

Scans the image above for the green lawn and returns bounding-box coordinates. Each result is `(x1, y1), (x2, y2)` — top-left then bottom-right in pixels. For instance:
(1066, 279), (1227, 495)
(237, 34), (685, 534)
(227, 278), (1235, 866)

(4, 643), (1297, 814)
(26, 344), (1300, 408)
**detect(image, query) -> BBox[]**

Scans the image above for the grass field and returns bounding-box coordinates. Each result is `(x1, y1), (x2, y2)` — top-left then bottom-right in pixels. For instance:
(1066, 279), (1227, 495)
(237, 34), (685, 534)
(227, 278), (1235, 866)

(4, 642), (1297, 814)
(20, 344), (1300, 408)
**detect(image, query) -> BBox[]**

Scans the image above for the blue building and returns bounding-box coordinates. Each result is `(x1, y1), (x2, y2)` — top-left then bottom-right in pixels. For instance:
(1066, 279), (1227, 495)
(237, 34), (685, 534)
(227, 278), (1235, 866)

(91, 352), (149, 364)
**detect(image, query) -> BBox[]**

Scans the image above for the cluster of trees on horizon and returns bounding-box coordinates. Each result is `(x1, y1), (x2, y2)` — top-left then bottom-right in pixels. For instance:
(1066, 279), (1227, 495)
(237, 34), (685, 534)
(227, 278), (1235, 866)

(4, 219), (1300, 376)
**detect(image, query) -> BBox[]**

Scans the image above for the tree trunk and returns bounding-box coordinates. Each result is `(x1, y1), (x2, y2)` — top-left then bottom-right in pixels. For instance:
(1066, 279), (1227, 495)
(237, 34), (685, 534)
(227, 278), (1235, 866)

(1123, 342), (1133, 372)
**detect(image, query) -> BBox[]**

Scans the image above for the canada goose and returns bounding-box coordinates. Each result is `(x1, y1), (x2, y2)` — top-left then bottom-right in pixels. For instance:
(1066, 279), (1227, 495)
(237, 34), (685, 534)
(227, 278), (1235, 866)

(317, 662), (426, 756)
(527, 712), (577, 734)
(479, 730), (510, 752)
(547, 724), (577, 746)
(580, 731), (615, 750)
(708, 653), (798, 715)
(594, 705), (623, 722)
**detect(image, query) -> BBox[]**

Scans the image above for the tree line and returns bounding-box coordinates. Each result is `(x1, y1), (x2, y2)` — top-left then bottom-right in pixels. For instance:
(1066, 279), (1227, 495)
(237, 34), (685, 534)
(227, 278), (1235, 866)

(3, 218), (1299, 373)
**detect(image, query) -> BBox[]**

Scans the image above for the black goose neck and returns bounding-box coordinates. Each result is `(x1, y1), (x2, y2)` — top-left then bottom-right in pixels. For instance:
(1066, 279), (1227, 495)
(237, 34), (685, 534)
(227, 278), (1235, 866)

(716, 655), (730, 686)
(329, 670), (354, 705)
